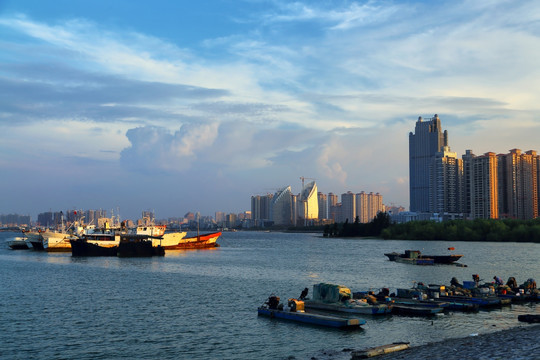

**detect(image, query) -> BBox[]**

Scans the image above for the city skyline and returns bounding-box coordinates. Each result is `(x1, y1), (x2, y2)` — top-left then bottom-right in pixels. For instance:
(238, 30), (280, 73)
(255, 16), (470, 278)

(2, 1), (540, 220)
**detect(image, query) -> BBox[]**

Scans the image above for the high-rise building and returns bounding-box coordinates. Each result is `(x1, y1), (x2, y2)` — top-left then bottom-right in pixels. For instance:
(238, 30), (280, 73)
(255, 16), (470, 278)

(368, 192), (384, 220)
(298, 181), (318, 223)
(318, 192), (328, 220)
(356, 191), (369, 223)
(409, 114), (448, 212)
(430, 146), (463, 214)
(251, 194), (273, 225)
(341, 191), (356, 223)
(471, 152), (499, 219)
(271, 186), (293, 226)
(327, 193), (338, 221)
(462, 150), (476, 218)
(498, 149), (539, 220)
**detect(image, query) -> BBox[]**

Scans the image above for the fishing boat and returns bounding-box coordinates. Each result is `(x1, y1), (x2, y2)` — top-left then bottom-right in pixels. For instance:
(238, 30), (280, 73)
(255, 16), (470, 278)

(70, 230), (120, 256)
(304, 283), (392, 315)
(71, 232), (164, 257)
(258, 295), (365, 329)
(165, 231), (221, 250)
(385, 250), (463, 264)
(117, 235), (165, 257)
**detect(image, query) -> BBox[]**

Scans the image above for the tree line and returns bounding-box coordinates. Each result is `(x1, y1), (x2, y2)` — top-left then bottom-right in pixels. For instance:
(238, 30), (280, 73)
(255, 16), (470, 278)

(323, 213), (540, 243)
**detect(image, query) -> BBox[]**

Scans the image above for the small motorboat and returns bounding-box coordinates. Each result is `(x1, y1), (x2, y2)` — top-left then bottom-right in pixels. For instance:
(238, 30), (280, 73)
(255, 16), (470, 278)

(258, 295), (365, 329)
(7, 237), (30, 250)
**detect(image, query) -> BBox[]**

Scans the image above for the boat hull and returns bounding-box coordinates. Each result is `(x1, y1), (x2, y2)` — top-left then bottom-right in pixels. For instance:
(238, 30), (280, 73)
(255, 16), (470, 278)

(166, 231), (221, 250)
(303, 300), (392, 315)
(385, 251), (462, 264)
(257, 307), (365, 328)
(391, 304), (444, 316)
(8, 237), (29, 250)
(152, 231), (187, 248)
(70, 239), (118, 256)
(42, 231), (73, 252)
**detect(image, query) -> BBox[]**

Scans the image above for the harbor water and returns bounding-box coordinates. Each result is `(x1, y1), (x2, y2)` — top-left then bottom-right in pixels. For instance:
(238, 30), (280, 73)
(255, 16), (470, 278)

(1, 231), (538, 359)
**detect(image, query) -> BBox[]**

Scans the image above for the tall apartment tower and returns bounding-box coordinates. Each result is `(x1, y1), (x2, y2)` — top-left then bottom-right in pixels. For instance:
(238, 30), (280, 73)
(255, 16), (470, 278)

(341, 192), (356, 223)
(430, 146), (463, 214)
(462, 150), (476, 218)
(368, 192), (383, 220)
(471, 152), (499, 219)
(498, 149), (539, 220)
(317, 192), (328, 220)
(327, 193), (338, 221)
(409, 114), (448, 212)
(356, 191), (369, 223)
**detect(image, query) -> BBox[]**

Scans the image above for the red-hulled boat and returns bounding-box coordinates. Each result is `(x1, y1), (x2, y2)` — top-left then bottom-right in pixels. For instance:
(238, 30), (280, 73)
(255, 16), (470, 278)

(166, 231), (221, 250)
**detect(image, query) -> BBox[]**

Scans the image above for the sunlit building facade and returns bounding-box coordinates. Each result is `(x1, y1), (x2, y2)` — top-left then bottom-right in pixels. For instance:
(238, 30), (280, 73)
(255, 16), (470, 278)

(498, 149), (539, 220)
(298, 181), (318, 223)
(271, 186), (293, 226)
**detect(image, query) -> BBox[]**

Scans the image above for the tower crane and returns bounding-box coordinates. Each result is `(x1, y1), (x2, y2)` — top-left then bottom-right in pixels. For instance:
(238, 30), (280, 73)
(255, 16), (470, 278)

(299, 176), (317, 189)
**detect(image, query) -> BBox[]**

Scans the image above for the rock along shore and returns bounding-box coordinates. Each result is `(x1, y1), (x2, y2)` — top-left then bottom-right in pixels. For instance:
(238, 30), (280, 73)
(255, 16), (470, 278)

(358, 324), (540, 360)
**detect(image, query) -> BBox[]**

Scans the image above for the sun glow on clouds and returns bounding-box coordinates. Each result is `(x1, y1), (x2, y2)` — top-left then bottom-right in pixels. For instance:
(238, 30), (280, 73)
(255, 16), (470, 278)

(1, 0), (540, 217)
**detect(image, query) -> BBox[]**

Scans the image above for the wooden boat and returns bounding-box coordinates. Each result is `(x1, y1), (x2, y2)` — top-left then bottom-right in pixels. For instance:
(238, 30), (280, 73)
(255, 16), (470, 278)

(385, 250), (462, 264)
(165, 231), (221, 250)
(352, 342), (410, 359)
(258, 296), (365, 329)
(391, 304), (444, 316)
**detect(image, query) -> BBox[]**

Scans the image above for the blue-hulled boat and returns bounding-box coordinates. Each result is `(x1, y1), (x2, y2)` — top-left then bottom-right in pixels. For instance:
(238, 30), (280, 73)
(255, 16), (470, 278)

(257, 295), (365, 329)
(391, 304), (444, 316)
(440, 295), (509, 308)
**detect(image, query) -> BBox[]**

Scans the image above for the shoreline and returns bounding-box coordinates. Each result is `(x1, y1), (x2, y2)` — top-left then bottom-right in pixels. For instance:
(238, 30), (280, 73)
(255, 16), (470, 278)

(311, 324), (540, 360)
(356, 324), (540, 360)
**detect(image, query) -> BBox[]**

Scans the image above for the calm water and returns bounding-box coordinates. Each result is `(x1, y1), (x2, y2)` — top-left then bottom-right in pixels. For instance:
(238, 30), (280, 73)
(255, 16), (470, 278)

(1, 231), (538, 359)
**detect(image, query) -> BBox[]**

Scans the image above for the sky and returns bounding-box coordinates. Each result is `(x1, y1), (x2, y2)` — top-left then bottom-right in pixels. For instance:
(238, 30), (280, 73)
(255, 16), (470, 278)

(1, 0), (539, 221)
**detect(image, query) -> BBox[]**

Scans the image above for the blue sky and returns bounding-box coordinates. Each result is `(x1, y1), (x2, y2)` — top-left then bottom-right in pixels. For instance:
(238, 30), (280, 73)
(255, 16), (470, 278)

(1, 0), (539, 221)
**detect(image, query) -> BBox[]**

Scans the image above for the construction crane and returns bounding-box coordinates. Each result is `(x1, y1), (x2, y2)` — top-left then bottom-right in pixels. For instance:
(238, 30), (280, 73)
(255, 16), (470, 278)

(299, 176), (316, 189)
